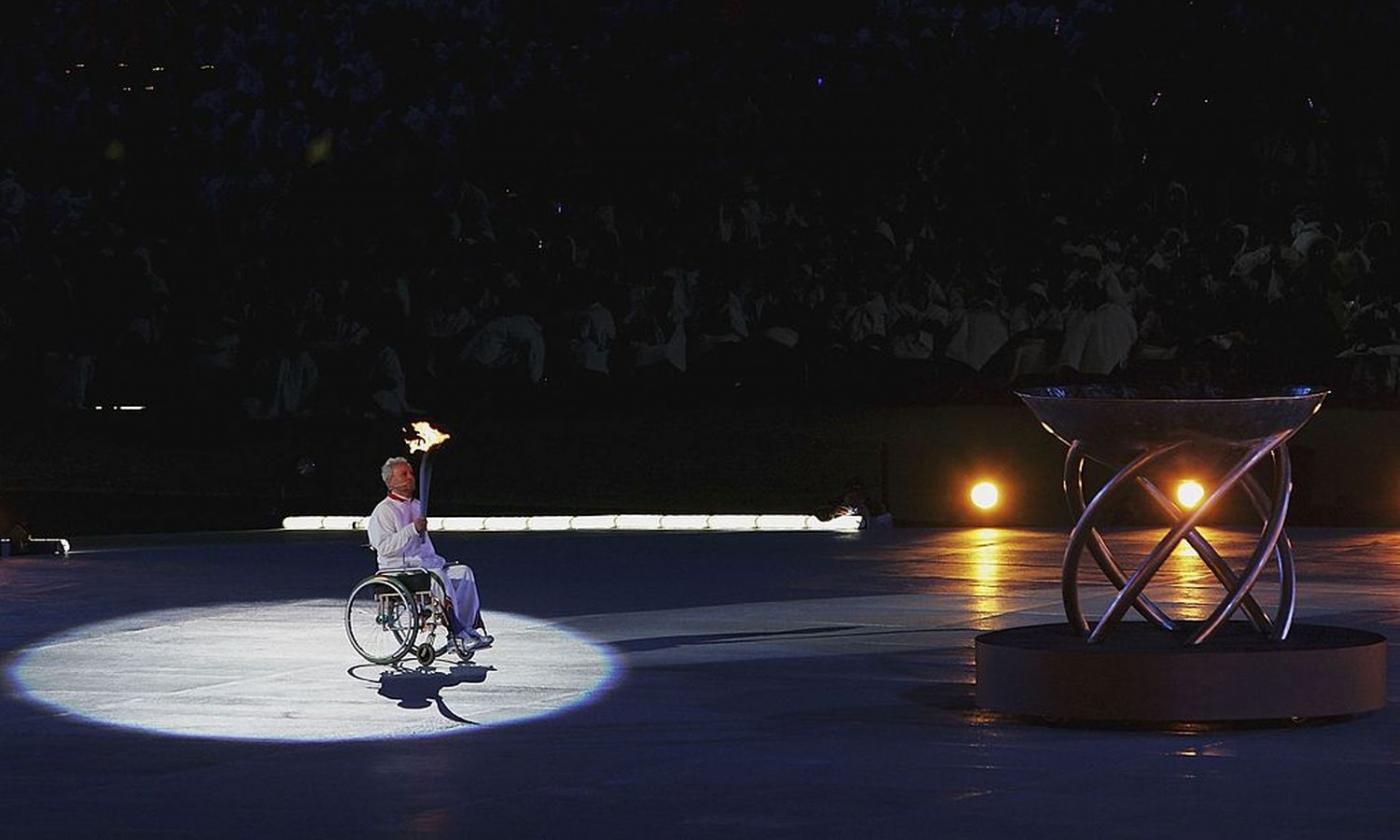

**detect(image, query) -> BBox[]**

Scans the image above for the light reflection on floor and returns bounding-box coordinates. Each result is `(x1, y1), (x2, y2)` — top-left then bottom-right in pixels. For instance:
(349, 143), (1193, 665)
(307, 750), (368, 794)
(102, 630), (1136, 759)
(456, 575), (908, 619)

(922, 527), (1298, 625)
(965, 528), (1006, 616)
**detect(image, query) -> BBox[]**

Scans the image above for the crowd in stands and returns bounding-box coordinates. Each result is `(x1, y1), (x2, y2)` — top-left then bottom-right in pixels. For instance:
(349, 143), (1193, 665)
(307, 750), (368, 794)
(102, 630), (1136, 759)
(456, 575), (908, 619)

(4, 0), (1400, 419)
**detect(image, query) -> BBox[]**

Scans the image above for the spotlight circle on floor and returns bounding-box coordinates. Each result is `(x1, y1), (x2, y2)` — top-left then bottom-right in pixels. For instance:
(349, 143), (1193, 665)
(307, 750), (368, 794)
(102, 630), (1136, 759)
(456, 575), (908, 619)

(9, 603), (618, 742)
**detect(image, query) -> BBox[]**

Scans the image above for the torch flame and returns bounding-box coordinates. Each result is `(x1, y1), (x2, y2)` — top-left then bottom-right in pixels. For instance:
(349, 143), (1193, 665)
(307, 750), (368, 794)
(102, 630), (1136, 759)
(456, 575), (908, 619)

(405, 421), (451, 453)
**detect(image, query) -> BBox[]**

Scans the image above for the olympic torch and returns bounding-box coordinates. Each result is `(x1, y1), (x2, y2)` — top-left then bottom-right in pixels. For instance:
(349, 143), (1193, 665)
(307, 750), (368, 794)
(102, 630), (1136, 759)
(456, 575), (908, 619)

(405, 421), (452, 517)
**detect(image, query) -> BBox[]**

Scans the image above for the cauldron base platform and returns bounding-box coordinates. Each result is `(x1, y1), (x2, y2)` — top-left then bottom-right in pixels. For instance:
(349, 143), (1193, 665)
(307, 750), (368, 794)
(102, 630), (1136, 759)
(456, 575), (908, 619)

(975, 622), (1386, 724)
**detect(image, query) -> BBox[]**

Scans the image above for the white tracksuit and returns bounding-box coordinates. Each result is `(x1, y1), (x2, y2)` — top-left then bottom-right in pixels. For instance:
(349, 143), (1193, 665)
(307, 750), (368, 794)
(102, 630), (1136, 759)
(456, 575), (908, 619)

(366, 493), (481, 637)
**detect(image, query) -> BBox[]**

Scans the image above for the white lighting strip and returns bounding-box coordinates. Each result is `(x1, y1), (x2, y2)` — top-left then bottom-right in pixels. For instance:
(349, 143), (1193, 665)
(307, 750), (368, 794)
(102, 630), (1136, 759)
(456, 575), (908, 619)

(282, 513), (863, 533)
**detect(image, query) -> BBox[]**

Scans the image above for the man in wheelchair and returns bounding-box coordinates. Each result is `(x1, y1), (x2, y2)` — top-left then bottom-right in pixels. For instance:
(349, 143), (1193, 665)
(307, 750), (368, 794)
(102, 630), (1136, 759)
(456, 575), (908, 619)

(367, 457), (493, 650)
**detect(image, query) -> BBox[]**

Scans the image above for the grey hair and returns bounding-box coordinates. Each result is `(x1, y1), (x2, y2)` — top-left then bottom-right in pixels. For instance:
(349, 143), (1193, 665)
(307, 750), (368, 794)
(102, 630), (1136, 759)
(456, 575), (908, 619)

(381, 456), (411, 485)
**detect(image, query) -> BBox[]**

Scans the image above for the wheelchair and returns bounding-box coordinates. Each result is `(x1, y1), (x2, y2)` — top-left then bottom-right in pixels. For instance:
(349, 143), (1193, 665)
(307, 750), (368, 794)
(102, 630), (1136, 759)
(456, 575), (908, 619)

(344, 567), (476, 667)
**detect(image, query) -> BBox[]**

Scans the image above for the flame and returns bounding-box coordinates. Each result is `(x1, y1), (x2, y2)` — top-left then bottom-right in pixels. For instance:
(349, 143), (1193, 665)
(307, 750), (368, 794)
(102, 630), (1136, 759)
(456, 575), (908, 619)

(405, 421), (451, 453)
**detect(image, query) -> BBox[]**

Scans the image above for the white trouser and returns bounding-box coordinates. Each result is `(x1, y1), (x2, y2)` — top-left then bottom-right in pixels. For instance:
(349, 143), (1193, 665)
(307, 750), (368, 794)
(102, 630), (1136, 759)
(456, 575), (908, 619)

(417, 556), (481, 636)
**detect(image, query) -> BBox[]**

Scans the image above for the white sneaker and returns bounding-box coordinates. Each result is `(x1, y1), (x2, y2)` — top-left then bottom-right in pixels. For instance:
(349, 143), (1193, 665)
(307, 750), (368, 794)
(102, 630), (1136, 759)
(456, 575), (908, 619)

(469, 629), (494, 650)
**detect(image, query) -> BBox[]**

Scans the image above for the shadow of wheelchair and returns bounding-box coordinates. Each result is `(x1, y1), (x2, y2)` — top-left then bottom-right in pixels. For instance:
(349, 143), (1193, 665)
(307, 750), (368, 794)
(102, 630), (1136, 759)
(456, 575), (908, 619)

(348, 662), (495, 724)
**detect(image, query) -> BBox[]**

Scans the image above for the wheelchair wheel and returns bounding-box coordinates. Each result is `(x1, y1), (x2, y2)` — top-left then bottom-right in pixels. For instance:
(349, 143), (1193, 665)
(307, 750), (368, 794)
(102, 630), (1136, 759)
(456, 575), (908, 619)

(451, 635), (477, 662)
(416, 642), (436, 667)
(434, 636), (454, 658)
(405, 588), (454, 661)
(415, 570), (456, 660)
(345, 576), (418, 665)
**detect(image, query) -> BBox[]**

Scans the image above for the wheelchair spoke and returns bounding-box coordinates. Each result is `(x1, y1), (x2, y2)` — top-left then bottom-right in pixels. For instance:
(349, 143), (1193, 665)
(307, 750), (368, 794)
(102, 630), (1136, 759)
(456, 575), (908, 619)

(345, 577), (417, 665)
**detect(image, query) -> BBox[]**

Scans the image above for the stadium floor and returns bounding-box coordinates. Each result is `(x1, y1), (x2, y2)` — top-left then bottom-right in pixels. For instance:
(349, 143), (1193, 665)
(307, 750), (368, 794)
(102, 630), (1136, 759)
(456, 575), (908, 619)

(2, 527), (1397, 836)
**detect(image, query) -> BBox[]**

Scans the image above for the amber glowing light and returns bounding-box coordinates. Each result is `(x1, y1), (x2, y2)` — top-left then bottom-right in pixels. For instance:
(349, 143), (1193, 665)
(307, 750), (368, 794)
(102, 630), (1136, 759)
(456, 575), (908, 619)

(1176, 479), (1205, 509)
(970, 481), (1000, 510)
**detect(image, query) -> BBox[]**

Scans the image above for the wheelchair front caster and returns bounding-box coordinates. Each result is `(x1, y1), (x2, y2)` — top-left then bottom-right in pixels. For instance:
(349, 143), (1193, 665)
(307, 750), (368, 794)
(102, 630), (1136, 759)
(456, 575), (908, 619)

(416, 643), (436, 666)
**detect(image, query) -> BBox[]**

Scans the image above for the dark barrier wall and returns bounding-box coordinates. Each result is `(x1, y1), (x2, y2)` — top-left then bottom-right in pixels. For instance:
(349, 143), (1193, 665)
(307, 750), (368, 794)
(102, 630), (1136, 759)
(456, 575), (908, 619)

(2, 406), (1397, 535)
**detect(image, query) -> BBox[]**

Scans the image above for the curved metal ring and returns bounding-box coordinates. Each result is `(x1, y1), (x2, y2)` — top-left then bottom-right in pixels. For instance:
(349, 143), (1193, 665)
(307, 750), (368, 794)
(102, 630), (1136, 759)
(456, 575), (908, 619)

(1063, 443), (1175, 632)
(1239, 454), (1297, 641)
(1062, 441), (1185, 633)
(1135, 476), (1273, 634)
(1187, 442), (1293, 644)
(1088, 431), (1289, 643)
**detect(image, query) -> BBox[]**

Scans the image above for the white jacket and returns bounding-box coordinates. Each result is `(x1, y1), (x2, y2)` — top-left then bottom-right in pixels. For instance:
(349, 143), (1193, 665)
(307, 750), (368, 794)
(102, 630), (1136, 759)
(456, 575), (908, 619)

(366, 494), (440, 571)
